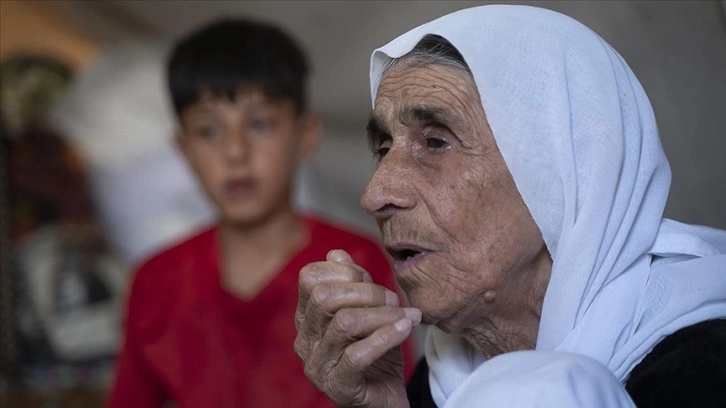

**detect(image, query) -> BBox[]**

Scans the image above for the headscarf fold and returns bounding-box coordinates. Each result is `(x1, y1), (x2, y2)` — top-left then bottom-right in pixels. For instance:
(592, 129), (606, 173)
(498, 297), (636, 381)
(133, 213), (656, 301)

(370, 5), (726, 407)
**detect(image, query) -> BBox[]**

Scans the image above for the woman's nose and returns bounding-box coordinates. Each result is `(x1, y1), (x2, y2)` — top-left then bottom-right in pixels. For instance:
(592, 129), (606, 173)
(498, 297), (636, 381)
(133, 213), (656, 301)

(360, 150), (416, 219)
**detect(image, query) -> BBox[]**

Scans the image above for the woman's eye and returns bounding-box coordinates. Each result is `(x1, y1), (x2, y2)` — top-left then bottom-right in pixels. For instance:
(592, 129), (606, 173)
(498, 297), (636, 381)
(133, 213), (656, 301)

(373, 140), (392, 160)
(374, 146), (390, 159)
(426, 137), (449, 149)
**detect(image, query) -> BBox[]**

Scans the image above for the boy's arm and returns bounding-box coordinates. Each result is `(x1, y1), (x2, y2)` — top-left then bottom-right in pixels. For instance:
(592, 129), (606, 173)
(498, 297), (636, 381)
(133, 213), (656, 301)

(107, 334), (167, 408)
(107, 272), (167, 408)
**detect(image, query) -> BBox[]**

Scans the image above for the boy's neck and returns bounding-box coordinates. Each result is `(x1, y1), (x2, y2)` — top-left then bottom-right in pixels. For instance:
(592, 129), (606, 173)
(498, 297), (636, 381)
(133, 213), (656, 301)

(218, 208), (308, 300)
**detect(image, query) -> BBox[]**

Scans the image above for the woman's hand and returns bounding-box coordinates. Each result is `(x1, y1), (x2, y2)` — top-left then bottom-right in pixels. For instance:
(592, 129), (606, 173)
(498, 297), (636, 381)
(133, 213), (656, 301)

(294, 249), (421, 408)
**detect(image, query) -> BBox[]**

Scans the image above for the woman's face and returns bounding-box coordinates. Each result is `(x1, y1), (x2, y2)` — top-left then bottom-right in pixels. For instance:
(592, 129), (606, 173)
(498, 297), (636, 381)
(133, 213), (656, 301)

(362, 63), (547, 334)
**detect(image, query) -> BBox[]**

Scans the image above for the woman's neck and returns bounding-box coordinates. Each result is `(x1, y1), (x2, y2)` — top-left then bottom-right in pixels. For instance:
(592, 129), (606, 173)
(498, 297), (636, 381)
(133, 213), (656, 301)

(461, 246), (552, 359)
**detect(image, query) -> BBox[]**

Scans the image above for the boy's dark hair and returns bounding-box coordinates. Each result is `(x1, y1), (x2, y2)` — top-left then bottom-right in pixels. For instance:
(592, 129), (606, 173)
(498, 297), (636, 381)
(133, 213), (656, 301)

(167, 18), (309, 117)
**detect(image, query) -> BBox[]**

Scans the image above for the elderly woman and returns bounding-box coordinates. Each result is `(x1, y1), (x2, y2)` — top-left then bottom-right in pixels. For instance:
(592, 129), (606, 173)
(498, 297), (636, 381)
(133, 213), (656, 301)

(294, 5), (725, 407)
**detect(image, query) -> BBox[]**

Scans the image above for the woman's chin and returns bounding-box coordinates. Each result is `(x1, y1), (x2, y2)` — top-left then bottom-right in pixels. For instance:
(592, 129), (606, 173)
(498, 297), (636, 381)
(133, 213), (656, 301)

(405, 293), (452, 328)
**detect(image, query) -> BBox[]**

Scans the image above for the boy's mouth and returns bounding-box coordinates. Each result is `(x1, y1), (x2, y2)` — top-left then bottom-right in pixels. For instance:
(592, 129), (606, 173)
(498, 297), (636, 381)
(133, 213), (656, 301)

(225, 178), (257, 197)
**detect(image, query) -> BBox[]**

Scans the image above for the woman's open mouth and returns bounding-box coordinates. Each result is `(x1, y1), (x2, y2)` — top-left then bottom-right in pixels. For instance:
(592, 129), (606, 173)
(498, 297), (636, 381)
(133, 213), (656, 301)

(385, 244), (429, 270)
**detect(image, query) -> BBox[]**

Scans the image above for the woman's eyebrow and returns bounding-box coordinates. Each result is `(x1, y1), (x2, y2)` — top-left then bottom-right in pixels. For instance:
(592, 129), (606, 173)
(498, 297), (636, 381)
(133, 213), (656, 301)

(366, 105), (463, 150)
(402, 105), (459, 128)
(366, 112), (390, 150)
(404, 105), (467, 146)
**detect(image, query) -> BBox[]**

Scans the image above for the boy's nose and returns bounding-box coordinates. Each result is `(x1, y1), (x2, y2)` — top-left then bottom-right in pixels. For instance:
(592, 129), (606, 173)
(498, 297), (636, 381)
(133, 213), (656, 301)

(224, 133), (249, 162)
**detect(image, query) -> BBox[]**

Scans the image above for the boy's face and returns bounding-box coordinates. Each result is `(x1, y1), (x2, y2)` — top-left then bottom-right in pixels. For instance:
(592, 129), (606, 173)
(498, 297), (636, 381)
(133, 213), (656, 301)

(177, 89), (318, 226)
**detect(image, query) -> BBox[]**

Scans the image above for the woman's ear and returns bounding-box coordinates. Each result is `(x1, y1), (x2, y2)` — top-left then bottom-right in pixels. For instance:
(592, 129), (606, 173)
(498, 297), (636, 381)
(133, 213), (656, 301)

(297, 113), (322, 163)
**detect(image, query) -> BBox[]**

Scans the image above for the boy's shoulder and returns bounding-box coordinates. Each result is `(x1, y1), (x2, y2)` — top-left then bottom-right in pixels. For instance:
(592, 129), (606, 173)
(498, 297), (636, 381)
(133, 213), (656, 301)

(305, 214), (381, 249)
(130, 224), (216, 291)
(124, 224), (217, 331)
(304, 214), (390, 268)
(138, 224), (215, 268)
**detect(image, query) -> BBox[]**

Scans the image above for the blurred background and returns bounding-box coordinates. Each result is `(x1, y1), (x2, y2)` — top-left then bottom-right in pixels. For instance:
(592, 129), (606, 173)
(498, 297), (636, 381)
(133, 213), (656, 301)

(1, 1), (724, 407)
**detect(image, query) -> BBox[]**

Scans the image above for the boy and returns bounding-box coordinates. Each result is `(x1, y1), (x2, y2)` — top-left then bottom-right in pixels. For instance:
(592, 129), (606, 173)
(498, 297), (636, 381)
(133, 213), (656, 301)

(108, 19), (413, 407)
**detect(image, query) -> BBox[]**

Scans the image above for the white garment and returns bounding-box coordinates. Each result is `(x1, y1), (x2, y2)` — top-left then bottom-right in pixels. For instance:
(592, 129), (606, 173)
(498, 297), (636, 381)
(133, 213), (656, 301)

(370, 4), (726, 407)
(426, 332), (634, 407)
(16, 225), (127, 360)
(87, 140), (216, 265)
(50, 44), (177, 171)
(49, 44), (216, 266)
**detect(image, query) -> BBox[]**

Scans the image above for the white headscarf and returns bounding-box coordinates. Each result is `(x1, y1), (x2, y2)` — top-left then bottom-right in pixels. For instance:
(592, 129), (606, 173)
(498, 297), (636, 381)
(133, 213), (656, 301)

(370, 5), (726, 407)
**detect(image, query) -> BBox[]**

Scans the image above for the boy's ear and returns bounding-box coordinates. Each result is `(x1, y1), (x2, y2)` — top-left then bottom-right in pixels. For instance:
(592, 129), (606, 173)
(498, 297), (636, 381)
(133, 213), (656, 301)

(297, 113), (322, 162)
(175, 130), (191, 161)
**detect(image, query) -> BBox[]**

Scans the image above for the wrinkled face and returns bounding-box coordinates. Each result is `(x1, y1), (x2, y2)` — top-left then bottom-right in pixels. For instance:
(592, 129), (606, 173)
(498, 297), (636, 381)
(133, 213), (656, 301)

(178, 89), (317, 226)
(362, 64), (545, 332)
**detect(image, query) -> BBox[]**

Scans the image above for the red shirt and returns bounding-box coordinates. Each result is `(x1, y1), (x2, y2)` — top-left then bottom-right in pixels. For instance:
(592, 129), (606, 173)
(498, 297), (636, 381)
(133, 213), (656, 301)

(109, 215), (414, 408)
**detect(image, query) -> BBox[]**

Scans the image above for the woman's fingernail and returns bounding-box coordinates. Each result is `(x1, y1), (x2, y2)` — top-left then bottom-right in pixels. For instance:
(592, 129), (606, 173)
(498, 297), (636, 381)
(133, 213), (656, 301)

(403, 307), (422, 325)
(385, 291), (400, 306)
(327, 249), (353, 263)
(394, 317), (412, 332)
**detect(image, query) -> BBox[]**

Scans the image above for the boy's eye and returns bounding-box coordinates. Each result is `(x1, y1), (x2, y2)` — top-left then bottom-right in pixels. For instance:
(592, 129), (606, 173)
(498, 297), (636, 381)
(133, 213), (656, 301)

(194, 125), (220, 139)
(249, 118), (272, 133)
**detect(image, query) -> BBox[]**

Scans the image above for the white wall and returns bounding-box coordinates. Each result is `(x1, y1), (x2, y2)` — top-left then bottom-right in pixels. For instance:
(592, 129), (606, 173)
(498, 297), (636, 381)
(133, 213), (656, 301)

(57, 1), (726, 235)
